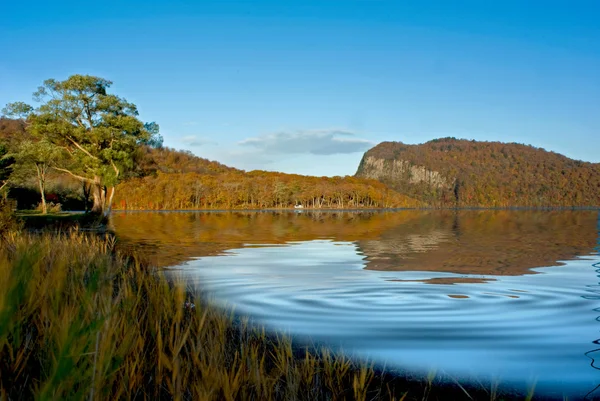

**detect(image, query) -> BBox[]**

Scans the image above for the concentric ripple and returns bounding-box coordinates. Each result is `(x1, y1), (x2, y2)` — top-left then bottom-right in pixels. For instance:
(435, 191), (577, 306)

(172, 239), (600, 398)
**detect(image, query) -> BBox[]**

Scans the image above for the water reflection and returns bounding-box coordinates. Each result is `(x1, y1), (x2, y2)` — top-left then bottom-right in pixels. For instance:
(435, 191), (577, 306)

(358, 210), (598, 278)
(113, 210), (599, 280)
(584, 212), (600, 399)
(111, 210), (600, 398)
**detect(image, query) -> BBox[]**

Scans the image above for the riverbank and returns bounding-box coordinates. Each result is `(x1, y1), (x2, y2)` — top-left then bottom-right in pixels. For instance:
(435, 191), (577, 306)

(0, 210), (549, 399)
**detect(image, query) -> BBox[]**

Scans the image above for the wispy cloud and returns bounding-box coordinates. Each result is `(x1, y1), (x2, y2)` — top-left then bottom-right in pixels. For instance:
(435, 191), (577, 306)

(180, 135), (217, 147)
(238, 129), (374, 155)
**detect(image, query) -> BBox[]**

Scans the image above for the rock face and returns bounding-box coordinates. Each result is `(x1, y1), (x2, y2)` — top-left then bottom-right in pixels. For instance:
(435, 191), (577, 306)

(355, 138), (600, 207)
(357, 156), (452, 189)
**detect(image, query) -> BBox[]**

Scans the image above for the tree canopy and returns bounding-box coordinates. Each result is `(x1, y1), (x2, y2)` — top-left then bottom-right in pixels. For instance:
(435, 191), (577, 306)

(3, 74), (162, 216)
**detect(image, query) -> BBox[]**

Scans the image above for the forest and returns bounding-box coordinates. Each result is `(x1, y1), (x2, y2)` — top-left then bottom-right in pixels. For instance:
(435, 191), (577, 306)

(356, 138), (600, 208)
(115, 163), (420, 210)
(0, 73), (420, 214)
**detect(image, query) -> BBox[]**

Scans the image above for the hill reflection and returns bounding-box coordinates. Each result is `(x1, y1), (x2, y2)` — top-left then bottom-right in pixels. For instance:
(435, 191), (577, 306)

(112, 210), (599, 280)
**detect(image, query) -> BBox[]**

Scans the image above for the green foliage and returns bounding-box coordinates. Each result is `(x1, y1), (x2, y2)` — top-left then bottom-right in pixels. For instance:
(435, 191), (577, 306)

(140, 121), (164, 149)
(10, 139), (65, 185)
(12, 139), (64, 168)
(1, 101), (33, 119)
(27, 75), (158, 185)
(3, 74), (162, 215)
(8, 140), (67, 213)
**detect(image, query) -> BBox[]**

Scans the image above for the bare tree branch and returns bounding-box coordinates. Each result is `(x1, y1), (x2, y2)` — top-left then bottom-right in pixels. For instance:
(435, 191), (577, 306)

(51, 166), (94, 184)
(65, 136), (99, 160)
(110, 160), (120, 177)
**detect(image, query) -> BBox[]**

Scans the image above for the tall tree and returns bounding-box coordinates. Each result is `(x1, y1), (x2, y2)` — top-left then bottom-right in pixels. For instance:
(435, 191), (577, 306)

(3, 75), (160, 217)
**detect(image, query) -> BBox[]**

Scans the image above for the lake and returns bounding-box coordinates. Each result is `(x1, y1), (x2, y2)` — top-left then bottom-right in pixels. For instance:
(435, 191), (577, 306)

(112, 210), (600, 399)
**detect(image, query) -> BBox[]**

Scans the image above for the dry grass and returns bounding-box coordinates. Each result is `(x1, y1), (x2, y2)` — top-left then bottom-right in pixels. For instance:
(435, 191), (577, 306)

(0, 231), (536, 400)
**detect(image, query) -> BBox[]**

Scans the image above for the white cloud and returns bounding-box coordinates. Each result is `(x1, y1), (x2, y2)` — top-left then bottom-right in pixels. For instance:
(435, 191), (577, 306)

(238, 129), (374, 155)
(180, 135), (217, 147)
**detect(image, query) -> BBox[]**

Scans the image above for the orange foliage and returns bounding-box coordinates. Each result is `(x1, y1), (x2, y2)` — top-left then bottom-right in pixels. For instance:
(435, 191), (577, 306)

(115, 168), (422, 210)
(357, 138), (600, 207)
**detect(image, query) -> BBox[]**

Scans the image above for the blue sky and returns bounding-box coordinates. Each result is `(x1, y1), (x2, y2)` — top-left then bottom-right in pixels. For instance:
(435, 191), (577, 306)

(1, 0), (599, 176)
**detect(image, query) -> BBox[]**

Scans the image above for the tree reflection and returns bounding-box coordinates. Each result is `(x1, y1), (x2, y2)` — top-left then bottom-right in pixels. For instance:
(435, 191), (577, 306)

(113, 210), (599, 280)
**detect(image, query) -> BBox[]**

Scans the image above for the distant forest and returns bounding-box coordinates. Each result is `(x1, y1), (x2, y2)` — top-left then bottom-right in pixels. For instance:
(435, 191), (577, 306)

(0, 118), (420, 211)
(115, 146), (421, 210)
(356, 138), (600, 208)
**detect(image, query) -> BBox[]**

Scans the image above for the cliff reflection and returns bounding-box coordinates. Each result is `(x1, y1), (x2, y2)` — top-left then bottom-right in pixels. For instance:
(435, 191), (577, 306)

(359, 210), (598, 276)
(112, 210), (599, 279)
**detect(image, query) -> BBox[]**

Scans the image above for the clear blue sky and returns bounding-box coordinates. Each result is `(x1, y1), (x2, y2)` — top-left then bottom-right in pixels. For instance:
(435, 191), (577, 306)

(1, 0), (599, 176)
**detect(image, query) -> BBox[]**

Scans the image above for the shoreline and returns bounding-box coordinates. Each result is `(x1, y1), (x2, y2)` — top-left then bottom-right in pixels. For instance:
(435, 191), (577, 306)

(111, 205), (600, 213)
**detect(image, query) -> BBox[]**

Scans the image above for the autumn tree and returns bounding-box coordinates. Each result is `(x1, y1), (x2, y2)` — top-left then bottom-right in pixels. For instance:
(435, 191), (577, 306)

(3, 75), (161, 217)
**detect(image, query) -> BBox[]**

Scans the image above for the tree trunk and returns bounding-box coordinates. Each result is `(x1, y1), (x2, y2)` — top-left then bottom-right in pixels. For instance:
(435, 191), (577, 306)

(35, 164), (47, 215)
(91, 179), (106, 215)
(83, 182), (91, 213)
(105, 186), (116, 217)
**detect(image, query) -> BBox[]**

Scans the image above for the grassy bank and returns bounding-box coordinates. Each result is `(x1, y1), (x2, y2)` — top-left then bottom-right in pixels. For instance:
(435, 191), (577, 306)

(14, 211), (106, 231)
(0, 228), (539, 400)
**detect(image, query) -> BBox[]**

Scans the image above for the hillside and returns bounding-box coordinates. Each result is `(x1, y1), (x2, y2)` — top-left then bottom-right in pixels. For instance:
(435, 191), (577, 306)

(114, 169), (421, 210)
(139, 146), (240, 175)
(0, 118), (27, 146)
(355, 138), (600, 207)
(117, 145), (422, 210)
(0, 118), (421, 210)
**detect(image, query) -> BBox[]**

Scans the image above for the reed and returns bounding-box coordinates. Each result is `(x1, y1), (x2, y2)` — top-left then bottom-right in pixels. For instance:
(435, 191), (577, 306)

(0, 231), (535, 400)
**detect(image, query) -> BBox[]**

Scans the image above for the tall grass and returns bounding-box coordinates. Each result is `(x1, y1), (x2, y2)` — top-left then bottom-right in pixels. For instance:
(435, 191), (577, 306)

(0, 232), (530, 400)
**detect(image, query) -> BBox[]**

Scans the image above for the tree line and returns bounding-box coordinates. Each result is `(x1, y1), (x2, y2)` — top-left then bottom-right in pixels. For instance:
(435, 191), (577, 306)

(114, 169), (420, 210)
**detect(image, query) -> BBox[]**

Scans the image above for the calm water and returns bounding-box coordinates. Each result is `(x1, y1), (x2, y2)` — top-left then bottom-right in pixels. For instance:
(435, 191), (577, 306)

(112, 210), (600, 399)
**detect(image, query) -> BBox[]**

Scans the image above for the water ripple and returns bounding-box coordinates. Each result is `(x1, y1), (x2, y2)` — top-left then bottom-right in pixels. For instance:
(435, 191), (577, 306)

(172, 239), (600, 398)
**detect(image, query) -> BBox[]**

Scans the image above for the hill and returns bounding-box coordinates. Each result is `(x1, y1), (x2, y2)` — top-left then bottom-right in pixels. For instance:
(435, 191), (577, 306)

(0, 118), (421, 210)
(138, 146), (240, 175)
(114, 167), (421, 210)
(355, 138), (600, 207)
(116, 145), (422, 210)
